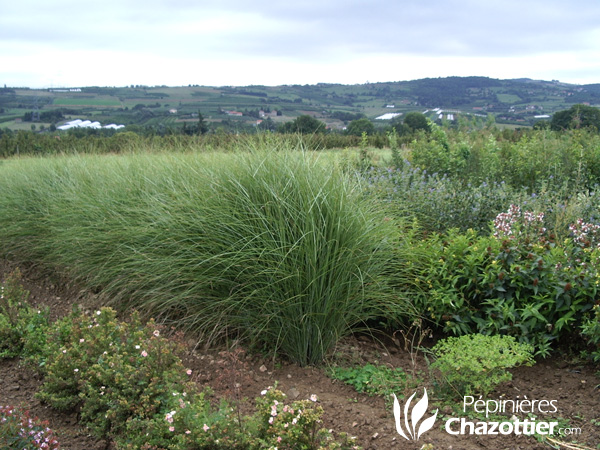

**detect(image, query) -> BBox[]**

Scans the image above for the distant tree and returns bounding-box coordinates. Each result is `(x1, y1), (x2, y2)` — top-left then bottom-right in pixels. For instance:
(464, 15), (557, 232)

(533, 120), (550, 130)
(330, 111), (365, 123)
(346, 118), (375, 136)
(258, 117), (277, 132)
(198, 112), (209, 134)
(403, 112), (430, 132)
(551, 104), (600, 131)
(278, 115), (326, 134)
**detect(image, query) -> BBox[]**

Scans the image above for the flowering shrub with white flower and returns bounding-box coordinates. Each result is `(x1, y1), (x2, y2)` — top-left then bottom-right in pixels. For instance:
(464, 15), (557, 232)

(248, 387), (359, 450)
(0, 269), (51, 361)
(36, 307), (198, 442)
(0, 405), (60, 449)
(1, 273), (361, 450)
(28, 305), (360, 449)
(142, 386), (359, 450)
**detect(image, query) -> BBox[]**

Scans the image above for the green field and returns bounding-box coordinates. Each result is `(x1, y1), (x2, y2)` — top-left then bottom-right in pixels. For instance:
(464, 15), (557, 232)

(496, 93), (522, 103)
(53, 97), (122, 107)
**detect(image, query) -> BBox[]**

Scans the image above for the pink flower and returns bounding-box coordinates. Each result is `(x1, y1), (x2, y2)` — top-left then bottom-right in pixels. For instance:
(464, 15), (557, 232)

(153, 330), (160, 337)
(277, 436), (282, 443)
(169, 426), (175, 432)
(186, 369), (192, 375)
(203, 424), (209, 432)
(141, 350), (148, 357)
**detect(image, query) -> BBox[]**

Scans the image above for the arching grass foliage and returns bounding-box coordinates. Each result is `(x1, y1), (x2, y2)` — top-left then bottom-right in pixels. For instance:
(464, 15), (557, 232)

(0, 148), (402, 365)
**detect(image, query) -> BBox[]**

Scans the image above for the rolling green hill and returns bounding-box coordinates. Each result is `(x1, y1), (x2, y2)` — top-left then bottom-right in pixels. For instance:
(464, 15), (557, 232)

(1, 77), (598, 132)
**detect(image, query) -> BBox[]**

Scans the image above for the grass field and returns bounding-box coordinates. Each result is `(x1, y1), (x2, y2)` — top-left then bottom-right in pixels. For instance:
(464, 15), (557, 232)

(53, 97), (122, 107)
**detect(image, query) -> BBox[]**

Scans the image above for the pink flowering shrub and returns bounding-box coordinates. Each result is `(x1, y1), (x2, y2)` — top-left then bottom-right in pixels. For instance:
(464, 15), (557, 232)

(412, 205), (600, 355)
(0, 405), (60, 449)
(569, 218), (600, 249)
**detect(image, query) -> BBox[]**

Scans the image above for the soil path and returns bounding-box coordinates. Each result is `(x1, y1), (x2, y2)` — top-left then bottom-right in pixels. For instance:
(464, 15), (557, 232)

(1, 262), (599, 449)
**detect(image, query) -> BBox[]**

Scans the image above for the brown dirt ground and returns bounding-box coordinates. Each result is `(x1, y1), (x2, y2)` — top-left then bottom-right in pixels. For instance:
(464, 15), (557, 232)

(1, 261), (599, 450)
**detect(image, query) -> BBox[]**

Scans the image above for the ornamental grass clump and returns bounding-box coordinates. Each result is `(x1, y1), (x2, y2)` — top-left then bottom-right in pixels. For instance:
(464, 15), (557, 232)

(0, 147), (400, 366)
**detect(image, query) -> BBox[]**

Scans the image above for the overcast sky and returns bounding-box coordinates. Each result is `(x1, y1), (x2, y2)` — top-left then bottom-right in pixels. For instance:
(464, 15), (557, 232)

(2, 0), (600, 88)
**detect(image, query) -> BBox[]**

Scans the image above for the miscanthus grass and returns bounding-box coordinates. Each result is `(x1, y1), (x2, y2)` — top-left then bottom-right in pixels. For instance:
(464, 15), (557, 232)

(0, 146), (402, 365)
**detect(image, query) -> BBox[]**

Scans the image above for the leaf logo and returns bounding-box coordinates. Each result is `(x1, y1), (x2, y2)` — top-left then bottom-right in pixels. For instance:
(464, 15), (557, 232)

(393, 388), (438, 441)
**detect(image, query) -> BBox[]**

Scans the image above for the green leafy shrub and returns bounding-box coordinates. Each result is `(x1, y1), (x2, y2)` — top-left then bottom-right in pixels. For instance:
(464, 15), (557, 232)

(328, 364), (408, 398)
(119, 387), (360, 450)
(581, 304), (600, 362)
(429, 334), (534, 398)
(409, 205), (599, 355)
(246, 387), (359, 450)
(0, 269), (51, 361)
(37, 307), (198, 440)
(364, 165), (517, 234)
(35, 307), (360, 449)
(0, 405), (60, 449)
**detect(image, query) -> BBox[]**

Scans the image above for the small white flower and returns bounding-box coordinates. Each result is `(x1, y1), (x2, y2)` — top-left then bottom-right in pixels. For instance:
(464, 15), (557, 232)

(261, 389), (268, 396)
(153, 330), (160, 337)
(310, 394), (318, 402)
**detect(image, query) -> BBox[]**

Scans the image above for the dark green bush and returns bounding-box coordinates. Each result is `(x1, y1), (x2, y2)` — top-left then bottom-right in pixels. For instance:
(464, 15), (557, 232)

(406, 205), (599, 355)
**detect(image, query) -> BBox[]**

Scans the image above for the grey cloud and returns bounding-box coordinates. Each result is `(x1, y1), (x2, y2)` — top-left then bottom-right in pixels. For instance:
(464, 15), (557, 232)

(2, 0), (600, 85)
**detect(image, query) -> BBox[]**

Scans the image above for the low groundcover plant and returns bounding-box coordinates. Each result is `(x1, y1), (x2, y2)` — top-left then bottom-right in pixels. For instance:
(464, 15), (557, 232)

(429, 334), (535, 398)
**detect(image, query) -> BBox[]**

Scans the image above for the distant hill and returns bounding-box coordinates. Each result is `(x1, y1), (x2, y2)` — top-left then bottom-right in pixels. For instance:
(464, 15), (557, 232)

(1, 77), (598, 131)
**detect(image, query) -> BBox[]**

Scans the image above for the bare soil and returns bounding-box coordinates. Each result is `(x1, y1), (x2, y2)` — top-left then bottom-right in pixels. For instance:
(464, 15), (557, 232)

(1, 261), (599, 450)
